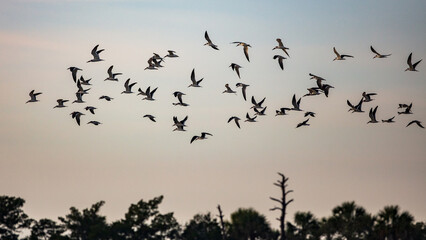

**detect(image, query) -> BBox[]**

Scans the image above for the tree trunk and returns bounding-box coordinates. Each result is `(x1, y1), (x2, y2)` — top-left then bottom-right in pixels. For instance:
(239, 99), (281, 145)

(270, 172), (293, 240)
(217, 205), (226, 240)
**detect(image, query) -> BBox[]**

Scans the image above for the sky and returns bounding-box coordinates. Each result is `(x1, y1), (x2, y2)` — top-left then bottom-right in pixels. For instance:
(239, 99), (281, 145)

(1, 0), (425, 227)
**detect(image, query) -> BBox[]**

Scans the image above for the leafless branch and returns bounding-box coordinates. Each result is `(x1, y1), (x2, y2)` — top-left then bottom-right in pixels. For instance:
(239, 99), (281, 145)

(270, 197), (283, 204)
(285, 199), (294, 206)
(285, 190), (294, 195)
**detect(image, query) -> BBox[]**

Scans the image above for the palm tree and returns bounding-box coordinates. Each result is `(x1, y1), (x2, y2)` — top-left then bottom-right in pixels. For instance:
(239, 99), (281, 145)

(286, 211), (320, 240)
(181, 213), (223, 240)
(229, 208), (278, 240)
(375, 205), (415, 240)
(326, 201), (374, 240)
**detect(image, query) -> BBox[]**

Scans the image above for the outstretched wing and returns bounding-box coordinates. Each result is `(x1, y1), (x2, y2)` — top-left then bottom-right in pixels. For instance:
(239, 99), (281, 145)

(413, 59), (422, 69)
(204, 31), (212, 43)
(407, 53), (413, 67)
(370, 45), (379, 55)
(243, 45), (250, 62)
(190, 69), (196, 83)
(333, 47), (340, 57)
(91, 45), (99, 57)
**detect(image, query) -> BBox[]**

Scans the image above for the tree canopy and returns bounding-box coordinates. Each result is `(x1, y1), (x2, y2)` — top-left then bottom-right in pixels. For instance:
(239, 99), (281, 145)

(0, 196), (32, 240)
(0, 195), (425, 240)
(181, 212), (222, 240)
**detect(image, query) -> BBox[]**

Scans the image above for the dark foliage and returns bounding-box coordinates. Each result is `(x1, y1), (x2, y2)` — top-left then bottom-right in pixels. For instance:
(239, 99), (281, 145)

(1, 195), (425, 240)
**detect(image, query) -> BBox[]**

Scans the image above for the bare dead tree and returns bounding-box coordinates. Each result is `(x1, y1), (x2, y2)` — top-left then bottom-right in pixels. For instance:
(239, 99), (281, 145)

(270, 172), (293, 240)
(217, 204), (226, 240)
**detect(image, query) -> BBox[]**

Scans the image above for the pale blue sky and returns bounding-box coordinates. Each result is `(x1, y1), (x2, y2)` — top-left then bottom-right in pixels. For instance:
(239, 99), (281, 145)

(1, 0), (425, 226)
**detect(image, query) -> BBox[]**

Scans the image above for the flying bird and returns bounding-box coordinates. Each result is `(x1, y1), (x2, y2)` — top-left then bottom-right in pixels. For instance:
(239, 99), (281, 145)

(398, 103), (413, 114)
(85, 106), (96, 114)
(173, 116), (188, 127)
(273, 55), (286, 70)
(367, 106), (379, 124)
(72, 92), (85, 104)
(204, 31), (219, 50)
(190, 132), (213, 144)
(231, 41), (251, 62)
(304, 111), (316, 118)
(276, 108), (290, 116)
(251, 96), (266, 109)
(143, 114), (156, 122)
(229, 63), (242, 78)
(406, 120), (424, 128)
(87, 44), (105, 63)
(320, 84), (334, 97)
(223, 84), (236, 94)
(173, 116), (188, 131)
(105, 65), (122, 81)
(254, 107), (267, 116)
(87, 121), (102, 126)
(370, 46), (391, 58)
(333, 47), (354, 61)
(140, 86), (158, 101)
(172, 91), (189, 106)
(70, 111), (84, 126)
(398, 103), (413, 115)
(53, 99), (68, 108)
(26, 90), (42, 103)
(99, 95), (113, 101)
(382, 116), (395, 123)
(245, 113), (257, 122)
(228, 116), (241, 129)
(347, 98), (364, 113)
(164, 50), (179, 58)
(303, 88), (321, 97)
(405, 53), (422, 72)
(272, 38), (290, 57)
(121, 78), (137, 94)
(144, 58), (158, 70)
(68, 67), (82, 83)
(296, 118), (310, 128)
(398, 103), (410, 109)
(79, 76), (92, 85)
(291, 94), (302, 111)
(362, 92), (377, 102)
(236, 83), (249, 101)
(188, 69), (203, 87)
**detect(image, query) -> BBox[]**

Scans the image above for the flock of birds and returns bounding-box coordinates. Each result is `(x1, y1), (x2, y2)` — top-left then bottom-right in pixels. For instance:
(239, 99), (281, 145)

(26, 31), (424, 144)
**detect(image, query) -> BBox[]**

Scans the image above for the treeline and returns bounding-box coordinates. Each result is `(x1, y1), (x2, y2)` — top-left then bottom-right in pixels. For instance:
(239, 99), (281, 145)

(0, 195), (425, 240)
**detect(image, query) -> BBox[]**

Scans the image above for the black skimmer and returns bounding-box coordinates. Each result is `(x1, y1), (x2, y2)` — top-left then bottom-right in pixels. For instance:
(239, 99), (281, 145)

(26, 90), (42, 103)
(333, 47), (354, 61)
(87, 44), (104, 63)
(204, 31), (219, 50)
(272, 38), (290, 57)
(190, 132), (213, 144)
(405, 53), (422, 71)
